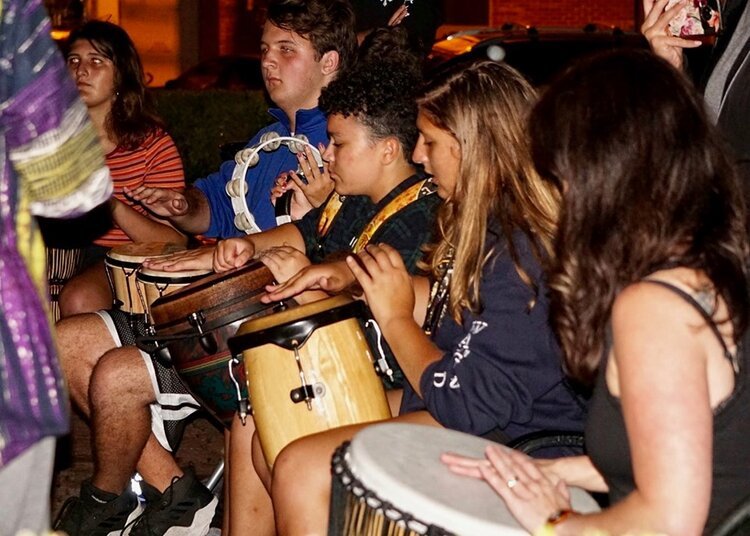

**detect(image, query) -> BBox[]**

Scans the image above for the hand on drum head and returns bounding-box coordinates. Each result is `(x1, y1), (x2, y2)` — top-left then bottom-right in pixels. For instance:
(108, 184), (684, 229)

(257, 245), (311, 284)
(641, 0), (700, 70)
(143, 246), (215, 272)
(291, 143), (335, 209)
(262, 259), (357, 303)
(345, 244), (415, 329)
(214, 237), (255, 272)
(442, 445), (572, 533)
(124, 185), (189, 218)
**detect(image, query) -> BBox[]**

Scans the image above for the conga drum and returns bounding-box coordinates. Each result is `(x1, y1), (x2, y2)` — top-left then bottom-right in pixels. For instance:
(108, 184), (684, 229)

(329, 423), (601, 535)
(136, 267), (210, 323)
(147, 261), (279, 427)
(229, 295), (392, 467)
(105, 242), (186, 315)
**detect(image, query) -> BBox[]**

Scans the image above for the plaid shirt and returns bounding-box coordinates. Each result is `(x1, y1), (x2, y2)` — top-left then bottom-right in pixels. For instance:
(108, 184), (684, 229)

(295, 172), (439, 269)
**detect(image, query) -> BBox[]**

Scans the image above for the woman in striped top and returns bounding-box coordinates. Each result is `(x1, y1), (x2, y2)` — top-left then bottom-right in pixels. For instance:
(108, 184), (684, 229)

(59, 20), (187, 317)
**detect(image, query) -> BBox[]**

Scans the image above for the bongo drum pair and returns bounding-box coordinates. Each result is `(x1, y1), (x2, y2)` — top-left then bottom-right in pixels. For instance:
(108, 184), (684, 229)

(229, 295), (392, 467)
(104, 243), (208, 320)
(330, 423), (601, 536)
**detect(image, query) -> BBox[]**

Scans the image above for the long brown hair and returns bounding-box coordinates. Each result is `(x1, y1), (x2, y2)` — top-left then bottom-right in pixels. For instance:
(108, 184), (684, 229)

(531, 50), (749, 386)
(67, 20), (162, 150)
(419, 60), (559, 322)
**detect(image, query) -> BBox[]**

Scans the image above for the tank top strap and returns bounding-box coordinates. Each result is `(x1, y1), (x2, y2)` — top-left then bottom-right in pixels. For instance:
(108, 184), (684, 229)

(642, 279), (738, 372)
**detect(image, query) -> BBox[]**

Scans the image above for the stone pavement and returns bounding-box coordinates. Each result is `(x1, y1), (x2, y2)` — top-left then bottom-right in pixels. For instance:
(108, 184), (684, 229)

(51, 410), (225, 519)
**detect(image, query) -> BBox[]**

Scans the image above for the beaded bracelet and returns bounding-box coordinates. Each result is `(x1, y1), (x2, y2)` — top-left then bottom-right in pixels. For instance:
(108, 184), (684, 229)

(533, 509), (578, 535)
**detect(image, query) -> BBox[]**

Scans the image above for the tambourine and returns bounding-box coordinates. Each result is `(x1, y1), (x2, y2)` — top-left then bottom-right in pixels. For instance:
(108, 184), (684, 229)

(225, 131), (324, 233)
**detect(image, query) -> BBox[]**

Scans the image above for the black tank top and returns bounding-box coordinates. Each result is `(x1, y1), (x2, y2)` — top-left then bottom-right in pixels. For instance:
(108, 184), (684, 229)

(585, 280), (750, 533)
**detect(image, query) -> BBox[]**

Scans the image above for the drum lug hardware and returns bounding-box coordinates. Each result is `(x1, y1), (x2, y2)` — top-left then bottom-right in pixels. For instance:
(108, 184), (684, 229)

(365, 319), (394, 382)
(188, 311), (218, 354)
(290, 340), (314, 410)
(228, 356), (251, 425)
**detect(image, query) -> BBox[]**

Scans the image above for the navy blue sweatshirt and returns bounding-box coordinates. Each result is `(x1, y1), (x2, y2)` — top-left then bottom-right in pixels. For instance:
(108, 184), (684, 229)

(400, 229), (586, 440)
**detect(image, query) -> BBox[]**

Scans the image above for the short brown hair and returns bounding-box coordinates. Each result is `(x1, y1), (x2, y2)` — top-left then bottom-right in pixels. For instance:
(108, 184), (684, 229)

(267, 0), (357, 75)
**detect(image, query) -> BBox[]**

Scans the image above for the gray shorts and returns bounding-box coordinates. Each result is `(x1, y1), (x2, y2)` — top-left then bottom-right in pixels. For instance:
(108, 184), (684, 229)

(96, 310), (201, 452)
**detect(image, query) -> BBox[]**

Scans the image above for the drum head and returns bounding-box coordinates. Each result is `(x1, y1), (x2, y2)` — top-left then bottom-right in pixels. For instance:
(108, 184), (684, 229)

(137, 267), (211, 285)
(149, 261), (275, 329)
(106, 242), (186, 266)
(230, 294), (362, 352)
(345, 423), (600, 535)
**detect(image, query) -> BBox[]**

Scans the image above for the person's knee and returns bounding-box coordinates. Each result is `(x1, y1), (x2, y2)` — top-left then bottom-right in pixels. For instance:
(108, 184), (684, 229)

(59, 274), (110, 317)
(56, 314), (115, 373)
(89, 348), (154, 408)
(272, 437), (326, 496)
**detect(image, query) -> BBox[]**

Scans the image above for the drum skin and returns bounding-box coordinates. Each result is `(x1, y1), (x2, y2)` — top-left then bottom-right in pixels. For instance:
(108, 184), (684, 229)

(105, 242), (186, 314)
(148, 262), (278, 427)
(232, 295), (392, 467)
(331, 423), (601, 535)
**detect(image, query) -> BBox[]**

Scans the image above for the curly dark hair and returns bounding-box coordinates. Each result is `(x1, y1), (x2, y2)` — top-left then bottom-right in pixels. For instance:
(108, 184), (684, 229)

(267, 0), (357, 76)
(531, 50), (749, 386)
(67, 20), (162, 150)
(319, 28), (422, 157)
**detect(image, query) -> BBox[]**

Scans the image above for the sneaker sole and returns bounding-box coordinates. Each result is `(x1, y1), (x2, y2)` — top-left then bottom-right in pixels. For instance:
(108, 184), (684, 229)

(162, 496), (218, 536)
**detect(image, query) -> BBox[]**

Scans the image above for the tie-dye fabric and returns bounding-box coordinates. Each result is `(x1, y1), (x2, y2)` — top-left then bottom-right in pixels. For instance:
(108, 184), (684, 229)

(0, 0), (112, 466)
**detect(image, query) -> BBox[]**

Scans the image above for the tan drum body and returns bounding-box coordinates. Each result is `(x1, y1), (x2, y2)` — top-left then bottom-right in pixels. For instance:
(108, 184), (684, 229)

(234, 296), (391, 467)
(136, 267), (210, 322)
(105, 242), (186, 314)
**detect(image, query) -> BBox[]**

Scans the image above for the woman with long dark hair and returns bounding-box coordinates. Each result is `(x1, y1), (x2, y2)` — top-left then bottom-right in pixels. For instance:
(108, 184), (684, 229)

(444, 50), (750, 535)
(58, 20), (186, 316)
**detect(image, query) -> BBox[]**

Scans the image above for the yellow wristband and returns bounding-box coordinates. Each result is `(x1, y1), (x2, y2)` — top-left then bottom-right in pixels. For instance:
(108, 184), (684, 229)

(533, 523), (556, 536)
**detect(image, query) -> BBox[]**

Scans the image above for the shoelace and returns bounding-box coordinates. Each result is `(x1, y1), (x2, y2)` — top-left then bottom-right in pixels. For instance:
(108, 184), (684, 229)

(53, 496), (82, 529)
(121, 475), (181, 535)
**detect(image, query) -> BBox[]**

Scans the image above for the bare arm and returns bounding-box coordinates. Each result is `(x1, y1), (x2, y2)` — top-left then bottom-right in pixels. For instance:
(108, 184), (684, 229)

(110, 197), (187, 245)
(125, 185), (211, 235)
(456, 281), (719, 535)
(347, 245), (442, 394)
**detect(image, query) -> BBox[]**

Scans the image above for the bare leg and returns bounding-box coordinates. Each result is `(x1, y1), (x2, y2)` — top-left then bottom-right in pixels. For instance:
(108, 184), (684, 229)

(226, 415), (275, 536)
(223, 430), (231, 533)
(88, 346), (181, 494)
(271, 411), (440, 536)
(57, 314), (118, 417)
(59, 260), (112, 318)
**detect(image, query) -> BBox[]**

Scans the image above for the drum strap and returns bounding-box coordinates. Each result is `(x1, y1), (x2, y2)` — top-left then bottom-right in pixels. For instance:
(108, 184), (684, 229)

(316, 193), (345, 237)
(351, 178), (436, 253)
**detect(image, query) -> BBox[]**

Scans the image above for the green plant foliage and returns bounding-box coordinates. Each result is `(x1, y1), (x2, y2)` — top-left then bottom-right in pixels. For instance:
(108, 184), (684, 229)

(150, 89), (273, 183)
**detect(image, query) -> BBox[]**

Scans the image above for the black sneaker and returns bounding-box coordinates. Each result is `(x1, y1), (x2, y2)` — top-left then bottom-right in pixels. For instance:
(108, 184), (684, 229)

(127, 469), (218, 536)
(53, 480), (143, 536)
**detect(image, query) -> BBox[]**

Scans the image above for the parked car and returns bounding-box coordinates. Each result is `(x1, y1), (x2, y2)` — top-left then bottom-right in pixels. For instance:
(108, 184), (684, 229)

(428, 25), (650, 86)
(164, 55), (264, 90)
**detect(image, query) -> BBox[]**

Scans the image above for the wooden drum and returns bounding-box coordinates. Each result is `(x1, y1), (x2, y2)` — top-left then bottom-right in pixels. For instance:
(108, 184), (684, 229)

(136, 267), (211, 323)
(148, 262), (279, 427)
(229, 295), (392, 467)
(105, 242), (185, 314)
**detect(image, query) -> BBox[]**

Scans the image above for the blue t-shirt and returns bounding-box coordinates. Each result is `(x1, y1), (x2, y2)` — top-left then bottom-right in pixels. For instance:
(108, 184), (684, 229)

(194, 107), (328, 238)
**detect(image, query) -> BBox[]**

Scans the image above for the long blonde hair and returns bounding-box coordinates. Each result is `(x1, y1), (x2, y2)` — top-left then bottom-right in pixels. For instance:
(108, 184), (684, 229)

(419, 60), (559, 321)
